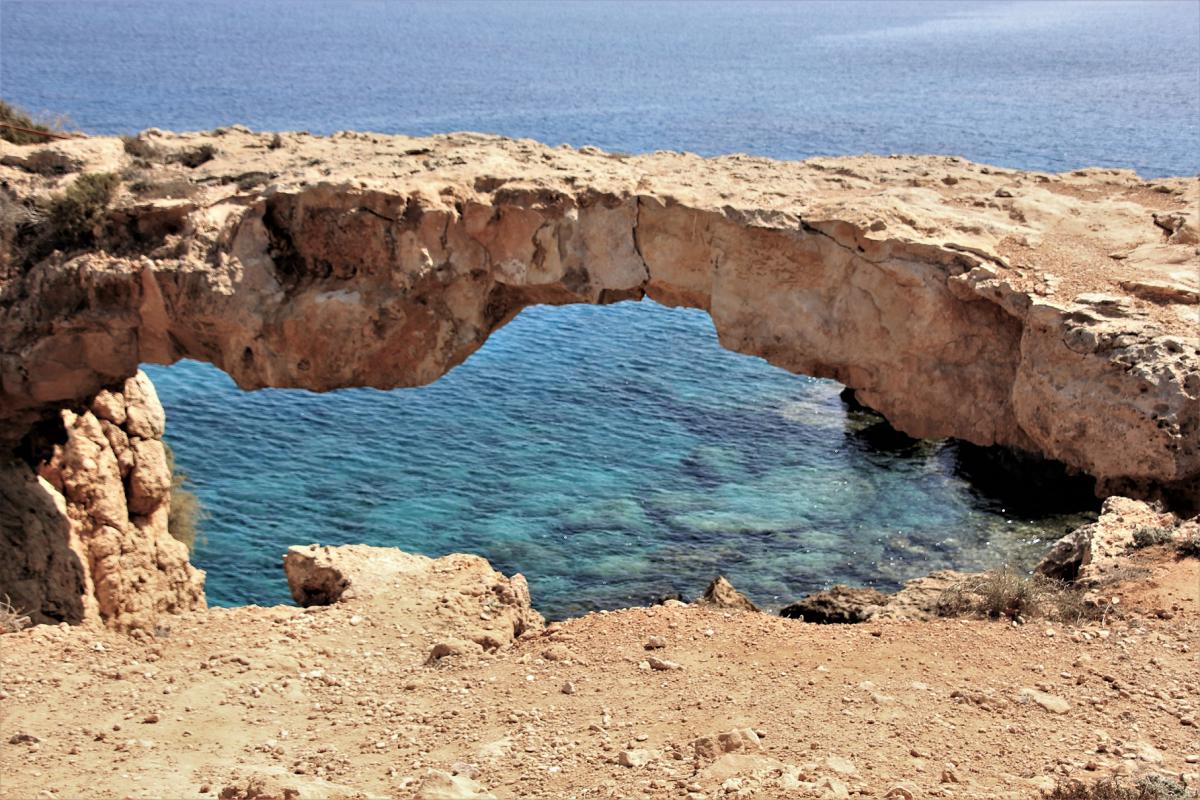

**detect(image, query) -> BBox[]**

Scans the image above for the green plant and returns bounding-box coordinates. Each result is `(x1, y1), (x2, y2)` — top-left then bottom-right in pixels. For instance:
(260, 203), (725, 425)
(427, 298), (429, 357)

(1174, 530), (1200, 559)
(1132, 527), (1175, 549)
(1047, 775), (1193, 799)
(164, 442), (206, 553)
(42, 172), (119, 252)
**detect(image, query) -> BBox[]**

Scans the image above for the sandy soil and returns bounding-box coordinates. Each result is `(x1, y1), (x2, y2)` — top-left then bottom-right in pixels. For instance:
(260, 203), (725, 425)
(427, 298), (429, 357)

(2, 547), (1197, 800)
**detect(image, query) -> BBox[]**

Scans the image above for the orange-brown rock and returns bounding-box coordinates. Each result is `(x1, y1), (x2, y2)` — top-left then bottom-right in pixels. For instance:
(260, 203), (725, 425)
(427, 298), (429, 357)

(0, 129), (1196, 500)
(0, 370), (204, 630)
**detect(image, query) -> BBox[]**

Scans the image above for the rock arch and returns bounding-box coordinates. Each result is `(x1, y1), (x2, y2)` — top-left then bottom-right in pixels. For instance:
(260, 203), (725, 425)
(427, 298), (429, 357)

(1, 129), (1196, 628)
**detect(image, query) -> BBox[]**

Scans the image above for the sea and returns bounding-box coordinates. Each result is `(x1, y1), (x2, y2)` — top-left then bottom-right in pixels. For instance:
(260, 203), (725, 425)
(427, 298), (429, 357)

(2, 0), (1197, 617)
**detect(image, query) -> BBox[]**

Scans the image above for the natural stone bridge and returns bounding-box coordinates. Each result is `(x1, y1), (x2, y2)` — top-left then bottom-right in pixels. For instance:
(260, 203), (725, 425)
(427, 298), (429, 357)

(1, 128), (1197, 629)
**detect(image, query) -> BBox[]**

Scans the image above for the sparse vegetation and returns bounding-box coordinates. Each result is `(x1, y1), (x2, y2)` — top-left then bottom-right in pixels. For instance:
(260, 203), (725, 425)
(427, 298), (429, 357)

(172, 143), (216, 168)
(121, 133), (161, 161)
(165, 442), (205, 553)
(0, 595), (32, 634)
(0, 100), (70, 144)
(1177, 532), (1200, 558)
(937, 568), (1102, 624)
(42, 172), (119, 251)
(1047, 775), (1193, 799)
(3, 171), (120, 268)
(1132, 526), (1175, 549)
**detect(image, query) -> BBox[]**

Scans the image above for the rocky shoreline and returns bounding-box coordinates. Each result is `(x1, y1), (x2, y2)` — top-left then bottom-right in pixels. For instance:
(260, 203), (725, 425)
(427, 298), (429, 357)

(1, 130), (1198, 798)
(1, 518), (1197, 799)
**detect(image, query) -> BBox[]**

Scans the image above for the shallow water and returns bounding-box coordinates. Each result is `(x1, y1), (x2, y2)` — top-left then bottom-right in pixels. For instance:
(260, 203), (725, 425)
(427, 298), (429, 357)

(144, 302), (1097, 616)
(5, 0), (1196, 617)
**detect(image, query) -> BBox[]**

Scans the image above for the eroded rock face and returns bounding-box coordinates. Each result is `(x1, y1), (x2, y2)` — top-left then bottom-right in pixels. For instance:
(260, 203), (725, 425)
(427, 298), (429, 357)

(283, 543), (543, 648)
(1, 130), (1198, 625)
(1036, 496), (1195, 583)
(0, 130), (1197, 499)
(0, 371), (204, 629)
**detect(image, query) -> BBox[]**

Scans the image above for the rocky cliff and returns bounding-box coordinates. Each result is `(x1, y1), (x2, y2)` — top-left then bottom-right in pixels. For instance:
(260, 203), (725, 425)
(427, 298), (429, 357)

(1, 129), (1197, 627)
(0, 370), (204, 629)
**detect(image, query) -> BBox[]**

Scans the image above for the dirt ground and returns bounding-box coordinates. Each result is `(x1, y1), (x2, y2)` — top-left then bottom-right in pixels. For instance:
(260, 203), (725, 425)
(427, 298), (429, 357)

(1, 546), (1197, 800)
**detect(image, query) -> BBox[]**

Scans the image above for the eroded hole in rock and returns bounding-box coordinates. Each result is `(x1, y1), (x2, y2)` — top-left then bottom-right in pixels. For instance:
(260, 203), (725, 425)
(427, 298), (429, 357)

(146, 300), (1101, 620)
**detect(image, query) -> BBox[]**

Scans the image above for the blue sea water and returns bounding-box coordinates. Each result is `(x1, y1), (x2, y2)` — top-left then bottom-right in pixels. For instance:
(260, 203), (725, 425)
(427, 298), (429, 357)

(3, 1), (1198, 616)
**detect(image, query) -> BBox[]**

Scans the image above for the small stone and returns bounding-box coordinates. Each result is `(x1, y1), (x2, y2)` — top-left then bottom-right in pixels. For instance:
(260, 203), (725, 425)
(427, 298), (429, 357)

(647, 657), (682, 671)
(618, 748), (656, 768)
(825, 755), (857, 775)
(560, 681), (576, 695)
(1019, 688), (1070, 714)
(644, 636), (667, 650)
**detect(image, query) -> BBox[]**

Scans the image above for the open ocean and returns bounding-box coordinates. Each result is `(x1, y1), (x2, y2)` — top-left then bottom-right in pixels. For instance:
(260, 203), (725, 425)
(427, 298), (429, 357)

(3, 0), (1197, 616)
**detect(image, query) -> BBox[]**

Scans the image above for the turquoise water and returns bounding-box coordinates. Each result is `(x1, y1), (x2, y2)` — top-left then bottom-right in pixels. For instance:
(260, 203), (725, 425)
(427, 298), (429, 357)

(144, 302), (1096, 616)
(5, 1), (1197, 616)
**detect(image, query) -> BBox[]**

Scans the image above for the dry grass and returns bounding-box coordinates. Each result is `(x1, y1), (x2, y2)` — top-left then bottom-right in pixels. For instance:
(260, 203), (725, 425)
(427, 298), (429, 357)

(165, 442), (205, 553)
(0, 100), (72, 144)
(0, 595), (32, 635)
(1047, 775), (1194, 799)
(937, 568), (1102, 624)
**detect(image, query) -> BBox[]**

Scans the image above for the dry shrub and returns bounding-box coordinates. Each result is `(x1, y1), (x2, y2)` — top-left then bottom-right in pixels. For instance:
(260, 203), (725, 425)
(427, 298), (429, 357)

(1047, 775), (1193, 799)
(1177, 531), (1200, 559)
(164, 442), (205, 553)
(121, 134), (162, 161)
(171, 143), (216, 168)
(43, 172), (119, 248)
(937, 568), (1101, 624)
(1132, 527), (1175, 549)
(0, 595), (32, 634)
(0, 100), (71, 144)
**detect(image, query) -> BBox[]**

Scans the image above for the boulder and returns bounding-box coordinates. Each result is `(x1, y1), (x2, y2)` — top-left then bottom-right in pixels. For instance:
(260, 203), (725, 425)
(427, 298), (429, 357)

(780, 585), (888, 623)
(698, 576), (759, 612)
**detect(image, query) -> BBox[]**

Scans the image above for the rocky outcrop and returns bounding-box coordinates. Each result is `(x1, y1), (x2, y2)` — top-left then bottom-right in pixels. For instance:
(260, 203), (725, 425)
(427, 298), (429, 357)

(1, 130), (1197, 625)
(1036, 496), (1196, 582)
(781, 572), (972, 624)
(0, 370), (204, 629)
(0, 130), (1197, 499)
(779, 585), (890, 623)
(697, 576), (760, 612)
(283, 543), (543, 649)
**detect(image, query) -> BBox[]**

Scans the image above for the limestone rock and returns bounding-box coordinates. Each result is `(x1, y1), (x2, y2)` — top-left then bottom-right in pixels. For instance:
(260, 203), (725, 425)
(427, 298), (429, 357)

(0, 370), (204, 630)
(780, 585), (888, 623)
(415, 770), (496, 800)
(692, 728), (762, 761)
(2, 131), (1199, 624)
(698, 576), (759, 612)
(1019, 688), (1071, 714)
(283, 543), (543, 647)
(1036, 496), (1186, 582)
(0, 130), (1195, 502)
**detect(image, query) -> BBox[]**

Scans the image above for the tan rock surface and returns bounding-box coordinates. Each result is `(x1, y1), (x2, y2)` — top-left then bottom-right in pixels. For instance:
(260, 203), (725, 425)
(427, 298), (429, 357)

(0, 370), (204, 630)
(0, 543), (1196, 799)
(1, 130), (1196, 499)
